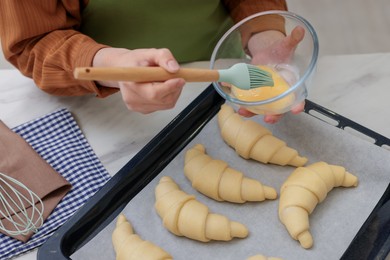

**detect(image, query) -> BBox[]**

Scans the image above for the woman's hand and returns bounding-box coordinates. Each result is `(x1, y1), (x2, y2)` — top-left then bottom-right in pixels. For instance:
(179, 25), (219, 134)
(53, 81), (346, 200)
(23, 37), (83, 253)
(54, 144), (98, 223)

(249, 26), (305, 65)
(239, 26), (306, 123)
(93, 48), (185, 114)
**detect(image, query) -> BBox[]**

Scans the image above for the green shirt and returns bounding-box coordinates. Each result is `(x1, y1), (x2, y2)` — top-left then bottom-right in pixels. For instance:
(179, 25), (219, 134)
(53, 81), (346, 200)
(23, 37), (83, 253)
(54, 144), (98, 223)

(80, 0), (236, 63)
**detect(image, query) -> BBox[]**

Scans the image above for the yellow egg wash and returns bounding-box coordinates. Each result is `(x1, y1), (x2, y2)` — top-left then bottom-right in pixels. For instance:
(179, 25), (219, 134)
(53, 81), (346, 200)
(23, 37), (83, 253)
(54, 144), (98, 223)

(231, 65), (295, 114)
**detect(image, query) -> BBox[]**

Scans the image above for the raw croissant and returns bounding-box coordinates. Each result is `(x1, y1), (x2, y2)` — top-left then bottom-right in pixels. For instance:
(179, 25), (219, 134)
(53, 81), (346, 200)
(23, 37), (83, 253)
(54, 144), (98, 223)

(278, 161), (358, 249)
(112, 214), (172, 260)
(154, 176), (248, 242)
(247, 255), (283, 260)
(217, 104), (307, 167)
(184, 144), (277, 203)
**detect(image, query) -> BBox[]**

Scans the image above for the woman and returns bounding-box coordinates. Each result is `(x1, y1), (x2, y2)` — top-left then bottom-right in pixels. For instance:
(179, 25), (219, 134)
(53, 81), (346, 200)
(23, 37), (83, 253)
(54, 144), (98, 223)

(0, 0), (304, 122)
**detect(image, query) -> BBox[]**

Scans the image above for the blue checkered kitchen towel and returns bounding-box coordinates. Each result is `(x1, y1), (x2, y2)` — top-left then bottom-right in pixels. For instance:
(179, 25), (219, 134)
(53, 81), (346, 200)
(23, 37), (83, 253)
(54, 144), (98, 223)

(0, 108), (111, 260)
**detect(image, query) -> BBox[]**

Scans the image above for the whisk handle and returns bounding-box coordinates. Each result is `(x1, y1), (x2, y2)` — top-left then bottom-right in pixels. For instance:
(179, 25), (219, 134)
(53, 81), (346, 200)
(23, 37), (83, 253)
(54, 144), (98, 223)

(74, 67), (219, 83)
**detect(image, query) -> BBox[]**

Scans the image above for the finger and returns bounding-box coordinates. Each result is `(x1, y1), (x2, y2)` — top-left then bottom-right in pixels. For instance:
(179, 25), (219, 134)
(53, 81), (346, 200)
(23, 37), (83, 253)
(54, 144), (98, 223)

(120, 78), (184, 113)
(131, 48), (180, 73)
(285, 26), (305, 49)
(122, 94), (169, 114)
(151, 78), (184, 101)
(152, 48), (180, 73)
(159, 78), (185, 105)
(291, 100), (306, 114)
(263, 114), (283, 124)
(137, 78), (184, 104)
(237, 107), (256, 117)
(221, 82), (231, 87)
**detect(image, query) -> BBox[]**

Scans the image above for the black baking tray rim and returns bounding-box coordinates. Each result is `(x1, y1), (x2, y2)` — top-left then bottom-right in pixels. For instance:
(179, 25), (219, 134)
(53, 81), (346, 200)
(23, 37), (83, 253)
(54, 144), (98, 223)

(37, 85), (390, 260)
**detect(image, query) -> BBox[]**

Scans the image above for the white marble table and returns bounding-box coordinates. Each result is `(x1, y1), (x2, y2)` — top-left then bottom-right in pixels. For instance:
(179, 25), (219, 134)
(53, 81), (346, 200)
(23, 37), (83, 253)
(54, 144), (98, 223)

(0, 54), (389, 259)
(308, 52), (390, 141)
(0, 62), (211, 177)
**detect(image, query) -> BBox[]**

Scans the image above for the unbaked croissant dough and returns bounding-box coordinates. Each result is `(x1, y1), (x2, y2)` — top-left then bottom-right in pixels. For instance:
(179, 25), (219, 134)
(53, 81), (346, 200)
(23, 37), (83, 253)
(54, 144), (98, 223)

(154, 176), (249, 242)
(217, 104), (307, 167)
(278, 161), (358, 249)
(184, 144), (277, 203)
(247, 255), (283, 260)
(112, 214), (172, 260)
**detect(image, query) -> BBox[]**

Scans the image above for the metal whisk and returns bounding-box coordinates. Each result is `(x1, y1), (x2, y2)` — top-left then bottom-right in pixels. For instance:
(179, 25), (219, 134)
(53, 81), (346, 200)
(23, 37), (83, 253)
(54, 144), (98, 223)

(0, 171), (44, 237)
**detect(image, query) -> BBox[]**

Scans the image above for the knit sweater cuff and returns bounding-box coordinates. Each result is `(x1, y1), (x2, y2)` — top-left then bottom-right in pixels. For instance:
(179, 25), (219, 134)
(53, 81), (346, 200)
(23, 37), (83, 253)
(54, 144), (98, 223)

(74, 41), (119, 98)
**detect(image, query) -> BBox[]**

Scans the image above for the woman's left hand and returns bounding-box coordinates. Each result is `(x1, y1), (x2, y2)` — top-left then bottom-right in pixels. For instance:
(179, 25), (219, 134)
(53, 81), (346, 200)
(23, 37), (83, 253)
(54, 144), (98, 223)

(239, 26), (306, 123)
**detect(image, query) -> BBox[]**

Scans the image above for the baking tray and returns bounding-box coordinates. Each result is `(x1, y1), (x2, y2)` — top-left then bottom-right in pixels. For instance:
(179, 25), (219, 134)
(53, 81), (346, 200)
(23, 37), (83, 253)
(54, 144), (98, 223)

(37, 85), (390, 260)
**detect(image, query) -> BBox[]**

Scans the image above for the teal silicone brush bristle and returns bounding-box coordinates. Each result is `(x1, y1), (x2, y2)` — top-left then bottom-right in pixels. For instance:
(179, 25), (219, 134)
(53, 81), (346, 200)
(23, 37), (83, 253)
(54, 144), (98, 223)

(218, 63), (274, 90)
(247, 64), (274, 88)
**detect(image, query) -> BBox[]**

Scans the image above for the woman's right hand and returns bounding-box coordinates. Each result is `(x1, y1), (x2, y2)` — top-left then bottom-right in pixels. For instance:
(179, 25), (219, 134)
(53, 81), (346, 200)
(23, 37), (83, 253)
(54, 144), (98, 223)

(93, 47), (185, 114)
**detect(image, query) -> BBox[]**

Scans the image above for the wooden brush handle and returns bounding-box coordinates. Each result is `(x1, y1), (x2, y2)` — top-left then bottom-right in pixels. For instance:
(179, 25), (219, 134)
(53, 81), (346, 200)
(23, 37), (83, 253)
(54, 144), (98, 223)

(73, 67), (219, 82)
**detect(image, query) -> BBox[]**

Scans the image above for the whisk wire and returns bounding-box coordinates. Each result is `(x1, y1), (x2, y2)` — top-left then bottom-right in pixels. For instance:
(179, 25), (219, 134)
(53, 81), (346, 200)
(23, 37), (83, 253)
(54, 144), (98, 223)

(0, 172), (44, 236)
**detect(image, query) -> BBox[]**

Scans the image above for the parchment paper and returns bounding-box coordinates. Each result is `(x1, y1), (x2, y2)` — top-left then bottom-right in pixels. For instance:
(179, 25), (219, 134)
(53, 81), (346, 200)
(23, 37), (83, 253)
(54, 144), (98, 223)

(72, 111), (390, 260)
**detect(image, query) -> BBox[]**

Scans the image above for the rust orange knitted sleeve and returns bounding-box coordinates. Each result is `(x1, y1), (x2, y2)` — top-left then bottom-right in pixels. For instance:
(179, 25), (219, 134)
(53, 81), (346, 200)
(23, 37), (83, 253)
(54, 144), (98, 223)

(223, 0), (288, 23)
(223, 0), (288, 49)
(0, 0), (117, 97)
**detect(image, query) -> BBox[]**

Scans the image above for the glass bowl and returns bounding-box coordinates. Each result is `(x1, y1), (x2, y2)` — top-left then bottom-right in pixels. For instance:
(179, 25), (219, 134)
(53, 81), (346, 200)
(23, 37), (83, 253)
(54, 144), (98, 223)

(210, 11), (319, 115)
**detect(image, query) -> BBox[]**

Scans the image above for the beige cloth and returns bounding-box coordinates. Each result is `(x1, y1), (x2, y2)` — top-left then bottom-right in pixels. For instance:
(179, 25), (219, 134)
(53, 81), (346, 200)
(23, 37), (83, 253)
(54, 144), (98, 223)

(0, 121), (72, 242)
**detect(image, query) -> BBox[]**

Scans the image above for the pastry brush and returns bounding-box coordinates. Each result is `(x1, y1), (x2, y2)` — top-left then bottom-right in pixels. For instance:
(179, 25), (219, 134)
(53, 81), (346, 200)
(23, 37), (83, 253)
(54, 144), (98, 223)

(73, 63), (274, 90)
